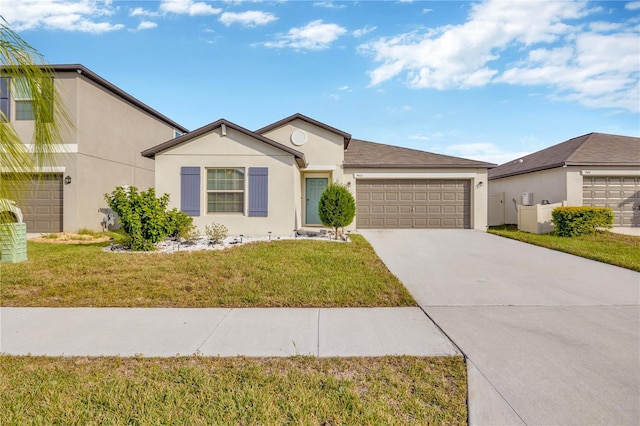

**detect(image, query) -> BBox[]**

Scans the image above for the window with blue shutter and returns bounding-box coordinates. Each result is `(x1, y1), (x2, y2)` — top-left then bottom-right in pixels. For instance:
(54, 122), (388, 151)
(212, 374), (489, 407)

(0, 77), (10, 122)
(248, 167), (268, 217)
(181, 167), (201, 216)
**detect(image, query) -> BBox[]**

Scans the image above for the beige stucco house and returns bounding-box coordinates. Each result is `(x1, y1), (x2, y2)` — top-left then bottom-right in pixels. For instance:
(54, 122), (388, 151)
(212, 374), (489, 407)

(488, 133), (640, 228)
(143, 113), (494, 236)
(1, 64), (188, 232)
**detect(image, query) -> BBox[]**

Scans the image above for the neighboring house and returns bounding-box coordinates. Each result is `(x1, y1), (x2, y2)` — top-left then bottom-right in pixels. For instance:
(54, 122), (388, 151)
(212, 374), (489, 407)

(1, 64), (188, 233)
(142, 113), (494, 236)
(488, 133), (640, 227)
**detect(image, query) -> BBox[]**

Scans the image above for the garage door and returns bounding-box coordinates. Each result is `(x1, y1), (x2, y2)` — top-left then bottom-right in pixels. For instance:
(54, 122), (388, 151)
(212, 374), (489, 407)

(583, 176), (640, 226)
(8, 174), (64, 233)
(356, 179), (470, 229)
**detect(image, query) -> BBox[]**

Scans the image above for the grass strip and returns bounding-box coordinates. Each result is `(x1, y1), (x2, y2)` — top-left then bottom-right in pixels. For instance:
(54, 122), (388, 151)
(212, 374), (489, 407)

(1, 235), (416, 308)
(0, 355), (467, 425)
(488, 226), (640, 272)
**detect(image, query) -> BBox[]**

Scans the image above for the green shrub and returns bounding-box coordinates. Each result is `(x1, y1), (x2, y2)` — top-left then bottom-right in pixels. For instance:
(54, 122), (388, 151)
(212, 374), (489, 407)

(318, 183), (356, 240)
(205, 223), (228, 244)
(551, 206), (614, 237)
(105, 186), (186, 251)
(165, 208), (197, 240)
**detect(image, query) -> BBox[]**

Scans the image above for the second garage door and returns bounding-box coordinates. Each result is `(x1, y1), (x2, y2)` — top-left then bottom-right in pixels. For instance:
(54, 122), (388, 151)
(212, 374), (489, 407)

(356, 179), (470, 229)
(583, 176), (640, 226)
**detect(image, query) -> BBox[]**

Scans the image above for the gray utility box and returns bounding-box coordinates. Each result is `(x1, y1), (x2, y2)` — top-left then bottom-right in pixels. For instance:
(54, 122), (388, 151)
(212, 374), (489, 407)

(0, 223), (28, 263)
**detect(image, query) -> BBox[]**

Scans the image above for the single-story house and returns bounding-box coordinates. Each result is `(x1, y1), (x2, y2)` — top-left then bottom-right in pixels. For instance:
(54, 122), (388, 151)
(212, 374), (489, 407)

(488, 132), (640, 227)
(2, 64), (188, 233)
(142, 113), (495, 236)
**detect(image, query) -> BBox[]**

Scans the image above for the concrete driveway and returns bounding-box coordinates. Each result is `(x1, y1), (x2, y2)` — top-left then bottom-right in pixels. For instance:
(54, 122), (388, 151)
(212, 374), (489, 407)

(361, 229), (640, 426)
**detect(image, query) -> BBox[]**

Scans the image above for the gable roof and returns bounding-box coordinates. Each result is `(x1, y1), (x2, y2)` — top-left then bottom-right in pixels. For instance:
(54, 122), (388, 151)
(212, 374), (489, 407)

(488, 132), (640, 180)
(255, 113), (352, 148)
(344, 139), (496, 169)
(141, 118), (307, 167)
(50, 65), (188, 133)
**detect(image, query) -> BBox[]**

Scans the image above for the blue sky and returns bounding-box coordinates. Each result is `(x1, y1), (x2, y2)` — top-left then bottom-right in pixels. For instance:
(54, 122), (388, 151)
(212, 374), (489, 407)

(2, 0), (638, 164)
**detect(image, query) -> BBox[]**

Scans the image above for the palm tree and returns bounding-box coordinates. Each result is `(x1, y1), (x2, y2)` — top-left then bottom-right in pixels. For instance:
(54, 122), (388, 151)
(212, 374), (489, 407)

(0, 17), (71, 224)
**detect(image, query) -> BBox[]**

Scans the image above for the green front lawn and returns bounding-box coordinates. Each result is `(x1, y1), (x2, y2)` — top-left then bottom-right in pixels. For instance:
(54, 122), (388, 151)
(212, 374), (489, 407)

(488, 226), (640, 272)
(1, 235), (416, 308)
(0, 355), (467, 425)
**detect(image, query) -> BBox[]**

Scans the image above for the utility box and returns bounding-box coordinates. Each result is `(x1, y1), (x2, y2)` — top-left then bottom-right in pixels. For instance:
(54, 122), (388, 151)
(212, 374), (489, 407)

(521, 192), (534, 206)
(0, 223), (28, 263)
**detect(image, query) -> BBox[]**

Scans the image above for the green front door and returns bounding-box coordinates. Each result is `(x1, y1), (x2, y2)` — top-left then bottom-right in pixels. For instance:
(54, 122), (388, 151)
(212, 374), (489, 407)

(305, 178), (328, 225)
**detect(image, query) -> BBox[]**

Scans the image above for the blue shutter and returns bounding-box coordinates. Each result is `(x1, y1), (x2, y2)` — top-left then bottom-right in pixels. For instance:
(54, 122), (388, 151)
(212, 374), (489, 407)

(0, 77), (10, 122)
(248, 167), (268, 217)
(180, 167), (201, 216)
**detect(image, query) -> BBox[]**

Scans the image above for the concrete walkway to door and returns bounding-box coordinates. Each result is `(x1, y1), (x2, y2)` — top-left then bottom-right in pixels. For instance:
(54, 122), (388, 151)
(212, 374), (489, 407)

(361, 229), (640, 426)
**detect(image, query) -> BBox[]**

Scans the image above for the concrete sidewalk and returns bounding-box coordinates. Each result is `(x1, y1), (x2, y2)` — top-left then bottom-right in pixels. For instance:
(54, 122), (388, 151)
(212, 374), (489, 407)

(0, 307), (459, 358)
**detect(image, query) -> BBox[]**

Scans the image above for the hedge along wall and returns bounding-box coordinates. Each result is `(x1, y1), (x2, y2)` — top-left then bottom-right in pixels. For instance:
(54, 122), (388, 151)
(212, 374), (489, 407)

(551, 206), (614, 237)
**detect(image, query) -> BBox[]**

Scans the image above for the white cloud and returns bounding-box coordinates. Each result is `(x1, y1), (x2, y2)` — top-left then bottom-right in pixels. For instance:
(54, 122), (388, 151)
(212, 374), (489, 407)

(353, 25), (377, 38)
(264, 20), (347, 51)
(314, 2), (347, 9)
(159, 0), (221, 16)
(0, 0), (123, 33)
(136, 21), (158, 31)
(360, 0), (639, 112)
(625, 2), (640, 11)
(443, 143), (532, 165)
(219, 11), (277, 27)
(130, 7), (158, 17)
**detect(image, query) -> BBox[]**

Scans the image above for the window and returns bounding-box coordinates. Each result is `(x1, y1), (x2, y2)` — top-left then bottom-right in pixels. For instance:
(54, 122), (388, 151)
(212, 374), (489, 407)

(14, 77), (34, 120)
(207, 168), (245, 213)
(13, 77), (54, 122)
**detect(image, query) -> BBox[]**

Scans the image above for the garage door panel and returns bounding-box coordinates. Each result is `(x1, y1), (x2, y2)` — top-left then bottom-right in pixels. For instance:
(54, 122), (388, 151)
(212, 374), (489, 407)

(356, 179), (470, 229)
(583, 175), (639, 227)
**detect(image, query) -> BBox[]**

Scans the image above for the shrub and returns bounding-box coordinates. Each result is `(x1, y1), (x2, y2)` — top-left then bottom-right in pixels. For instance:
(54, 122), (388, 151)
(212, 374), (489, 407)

(205, 223), (228, 244)
(551, 206), (614, 237)
(105, 186), (187, 251)
(318, 183), (356, 240)
(165, 208), (197, 240)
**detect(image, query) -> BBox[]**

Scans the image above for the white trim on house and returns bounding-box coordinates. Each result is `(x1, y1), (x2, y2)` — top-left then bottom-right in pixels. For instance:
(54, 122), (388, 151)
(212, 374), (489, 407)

(353, 172), (478, 179)
(302, 165), (337, 171)
(24, 144), (79, 153)
(581, 169), (640, 176)
(0, 167), (66, 173)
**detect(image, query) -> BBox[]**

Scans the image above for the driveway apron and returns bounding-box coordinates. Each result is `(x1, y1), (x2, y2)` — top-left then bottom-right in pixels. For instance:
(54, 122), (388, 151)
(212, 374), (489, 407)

(361, 229), (640, 426)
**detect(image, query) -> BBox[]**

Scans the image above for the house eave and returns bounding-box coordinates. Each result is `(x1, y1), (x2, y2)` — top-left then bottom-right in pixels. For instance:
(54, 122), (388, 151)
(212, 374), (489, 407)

(344, 163), (493, 169)
(53, 65), (189, 133)
(141, 119), (307, 167)
(489, 161), (640, 180)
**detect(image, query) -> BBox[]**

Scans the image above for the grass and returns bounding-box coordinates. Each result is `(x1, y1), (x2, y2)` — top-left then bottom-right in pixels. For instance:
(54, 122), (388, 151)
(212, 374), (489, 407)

(488, 225), (640, 272)
(0, 355), (467, 425)
(1, 234), (416, 308)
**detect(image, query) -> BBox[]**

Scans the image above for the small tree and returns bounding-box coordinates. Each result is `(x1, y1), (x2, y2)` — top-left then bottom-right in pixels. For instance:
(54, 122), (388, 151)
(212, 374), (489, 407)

(105, 186), (193, 251)
(318, 183), (356, 240)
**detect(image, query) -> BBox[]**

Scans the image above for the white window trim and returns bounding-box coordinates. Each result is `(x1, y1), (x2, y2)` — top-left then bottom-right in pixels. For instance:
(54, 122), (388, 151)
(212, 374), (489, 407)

(206, 167), (246, 214)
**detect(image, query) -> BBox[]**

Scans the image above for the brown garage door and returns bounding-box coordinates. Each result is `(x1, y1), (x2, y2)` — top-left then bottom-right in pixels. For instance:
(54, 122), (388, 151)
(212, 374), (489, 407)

(14, 174), (64, 233)
(583, 176), (640, 226)
(356, 179), (470, 229)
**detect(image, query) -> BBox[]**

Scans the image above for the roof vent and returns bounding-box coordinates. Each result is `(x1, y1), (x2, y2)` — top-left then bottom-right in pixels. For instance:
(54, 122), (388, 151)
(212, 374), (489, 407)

(514, 159), (523, 164)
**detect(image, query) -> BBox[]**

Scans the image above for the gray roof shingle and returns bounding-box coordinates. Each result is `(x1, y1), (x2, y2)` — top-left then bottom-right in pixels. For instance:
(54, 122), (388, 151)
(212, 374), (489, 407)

(344, 139), (496, 169)
(488, 132), (640, 180)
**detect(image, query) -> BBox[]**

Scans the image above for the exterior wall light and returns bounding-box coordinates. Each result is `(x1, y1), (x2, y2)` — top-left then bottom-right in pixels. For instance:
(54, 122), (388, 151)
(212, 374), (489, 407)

(64, 175), (72, 185)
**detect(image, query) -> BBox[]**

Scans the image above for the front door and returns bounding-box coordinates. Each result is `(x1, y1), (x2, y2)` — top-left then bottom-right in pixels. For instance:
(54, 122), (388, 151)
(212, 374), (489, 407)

(305, 178), (328, 225)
